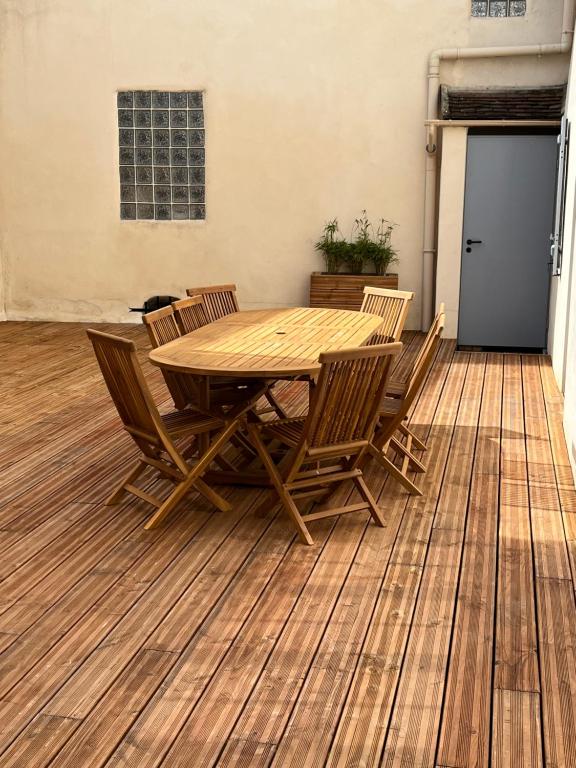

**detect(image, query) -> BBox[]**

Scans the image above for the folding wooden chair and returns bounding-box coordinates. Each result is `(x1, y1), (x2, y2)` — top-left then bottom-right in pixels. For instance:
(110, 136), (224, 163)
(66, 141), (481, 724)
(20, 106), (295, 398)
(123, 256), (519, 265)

(142, 304), (253, 417)
(87, 329), (263, 529)
(247, 343), (402, 545)
(185, 284), (239, 323)
(361, 287), (414, 344)
(183, 285), (288, 420)
(142, 305), (196, 410)
(172, 296), (209, 335)
(367, 307), (445, 495)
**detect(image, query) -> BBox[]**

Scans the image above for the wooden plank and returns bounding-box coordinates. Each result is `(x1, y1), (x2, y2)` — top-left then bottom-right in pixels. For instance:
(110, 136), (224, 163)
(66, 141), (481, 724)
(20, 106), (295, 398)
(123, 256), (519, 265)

(437, 352), (502, 768)
(536, 577), (576, 767)
(494, 355), (539, 693)
(492, 690), (543, 768)
(378, 355), (486, 768)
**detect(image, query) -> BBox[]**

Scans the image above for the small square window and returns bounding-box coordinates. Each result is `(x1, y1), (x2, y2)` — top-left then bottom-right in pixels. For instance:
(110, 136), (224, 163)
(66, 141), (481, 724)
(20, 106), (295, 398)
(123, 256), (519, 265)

(154, 167), (171, 184)
(152, 91), (169, 108)
(172, 186), (189, 203)
(152, 110), (170, 128)
(136, 166), (153, 184)
(135, 148), (152, 165)
(171, 130), (188, 147)
(510, 0), (526, 14)
(118, 90), (206, 220)
(154, 186), (171, 203)
(153, 129), (170, 147)
(153, 148), (170, 166)
(173, 204), (190, 220)
(120, 203), (137, 219)
(135, 130), (152, 147)
(170, 92), (187, 108)
(472, 0), (525, 15)
(134, 110), (152, 128)
(136, 185), (154, 202)
(170, 110), (187, 128)
(137, 203), (155, 219)
(134, 91), (151, 108)
(171, 148), (188, 166)
(155, 204), (172, 220)
(172, 167), (188, 184)
(119, 129), (134, 147)
(120, 166), (135, 183)
(120, 185), (136, 202)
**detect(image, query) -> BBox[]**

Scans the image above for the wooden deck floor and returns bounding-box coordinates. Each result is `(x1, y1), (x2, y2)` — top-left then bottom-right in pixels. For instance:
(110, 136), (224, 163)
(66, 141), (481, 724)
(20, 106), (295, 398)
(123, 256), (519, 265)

(1, 321), (576, 767)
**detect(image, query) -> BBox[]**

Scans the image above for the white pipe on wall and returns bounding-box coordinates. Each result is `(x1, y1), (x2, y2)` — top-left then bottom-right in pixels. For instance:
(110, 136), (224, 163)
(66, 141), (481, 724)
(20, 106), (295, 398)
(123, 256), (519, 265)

(420, 0), (576, 331)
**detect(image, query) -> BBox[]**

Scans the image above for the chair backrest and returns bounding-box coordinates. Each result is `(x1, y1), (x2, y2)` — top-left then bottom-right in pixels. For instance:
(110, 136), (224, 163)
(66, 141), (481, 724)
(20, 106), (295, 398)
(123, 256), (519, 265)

(302, 343), (402, 451)
(404, 307), (445, 410)
(361, 287), (414, 343)
(172, 296), (209, 335)
(86, 329), (182, 466)
(185, 284), (239, 323)
(142, 305), (181, 348)
(140, 305), (196, 410)
(410, 302), (445, 380)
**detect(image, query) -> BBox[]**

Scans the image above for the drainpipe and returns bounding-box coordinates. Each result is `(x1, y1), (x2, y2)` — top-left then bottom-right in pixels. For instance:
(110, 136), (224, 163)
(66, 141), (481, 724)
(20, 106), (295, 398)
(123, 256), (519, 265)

(421, 0), (575, 330)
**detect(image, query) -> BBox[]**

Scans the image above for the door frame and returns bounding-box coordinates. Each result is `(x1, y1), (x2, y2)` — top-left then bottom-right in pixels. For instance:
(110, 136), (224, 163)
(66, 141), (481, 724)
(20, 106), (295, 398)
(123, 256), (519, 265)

(434, 124), (559, 347)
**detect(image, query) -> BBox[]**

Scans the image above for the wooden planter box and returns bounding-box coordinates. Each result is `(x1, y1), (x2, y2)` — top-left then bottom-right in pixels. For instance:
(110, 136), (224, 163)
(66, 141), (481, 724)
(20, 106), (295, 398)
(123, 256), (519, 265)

(309, 272), (399, 311)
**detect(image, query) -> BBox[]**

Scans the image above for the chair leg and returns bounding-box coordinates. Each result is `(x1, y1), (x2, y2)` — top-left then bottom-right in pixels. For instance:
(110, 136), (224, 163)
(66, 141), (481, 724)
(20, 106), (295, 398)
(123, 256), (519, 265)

(399, 422), (427, 452)
(247, 425), (313, 545)
(144, 420), (240, 529)
(194, 477), (231, 513)
(264, 389), (289, 420)
(106, 460), (147, 505)
(389, 436), (427, 473)
(368, 443), (423, 496)
(353, 474), (386, 528)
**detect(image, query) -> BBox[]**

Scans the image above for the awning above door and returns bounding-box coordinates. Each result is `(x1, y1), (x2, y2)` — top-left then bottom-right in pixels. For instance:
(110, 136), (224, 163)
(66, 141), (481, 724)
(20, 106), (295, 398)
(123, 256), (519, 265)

(440, 84), (566, 121)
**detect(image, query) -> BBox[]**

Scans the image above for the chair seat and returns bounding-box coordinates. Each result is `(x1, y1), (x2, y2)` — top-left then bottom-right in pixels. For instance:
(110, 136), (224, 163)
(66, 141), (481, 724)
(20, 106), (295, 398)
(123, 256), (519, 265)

(160, 409), (224, 437)
(262, 417), (306, 447)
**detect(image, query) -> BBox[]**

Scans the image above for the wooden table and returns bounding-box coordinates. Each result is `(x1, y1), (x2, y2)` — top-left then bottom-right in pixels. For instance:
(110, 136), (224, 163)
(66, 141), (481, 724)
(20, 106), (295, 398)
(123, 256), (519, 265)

(149, 307), (384, 379)
(149, 307), (385, 486)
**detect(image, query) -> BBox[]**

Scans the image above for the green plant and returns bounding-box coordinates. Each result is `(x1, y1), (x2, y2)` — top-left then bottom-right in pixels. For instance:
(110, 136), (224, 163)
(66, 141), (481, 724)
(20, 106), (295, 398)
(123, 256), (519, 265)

(315, 211), (398, 275)
(371, 218), (398, 276)
(315, 219), (347, 274)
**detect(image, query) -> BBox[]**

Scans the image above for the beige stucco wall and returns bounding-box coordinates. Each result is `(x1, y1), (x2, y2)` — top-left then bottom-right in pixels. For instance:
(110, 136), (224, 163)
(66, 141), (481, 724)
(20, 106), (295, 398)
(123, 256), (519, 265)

(435, 127), (468, 338)
(0, 0), (569, 324)
(549, 50), (576, 481)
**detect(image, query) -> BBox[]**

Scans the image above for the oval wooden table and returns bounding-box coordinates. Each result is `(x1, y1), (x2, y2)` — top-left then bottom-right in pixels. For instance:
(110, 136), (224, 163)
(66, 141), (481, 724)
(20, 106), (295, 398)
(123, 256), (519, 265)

(148, 307), (385, 379)
(149, 307), (385, 486)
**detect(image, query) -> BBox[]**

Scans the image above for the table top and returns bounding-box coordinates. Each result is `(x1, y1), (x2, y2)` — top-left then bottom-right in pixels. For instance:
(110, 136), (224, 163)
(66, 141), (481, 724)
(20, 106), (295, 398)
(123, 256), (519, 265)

(148, 307), (385, 378)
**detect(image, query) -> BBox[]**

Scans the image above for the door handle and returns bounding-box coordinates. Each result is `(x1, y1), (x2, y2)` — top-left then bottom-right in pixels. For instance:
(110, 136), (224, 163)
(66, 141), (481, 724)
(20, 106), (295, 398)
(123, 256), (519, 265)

(466, 239), (482, 245)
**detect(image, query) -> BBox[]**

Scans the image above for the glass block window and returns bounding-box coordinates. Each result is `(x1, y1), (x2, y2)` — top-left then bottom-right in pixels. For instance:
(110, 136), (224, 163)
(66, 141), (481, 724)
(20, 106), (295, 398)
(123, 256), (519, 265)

(472, 0), (526, 15)
(117, 91), (205, 221)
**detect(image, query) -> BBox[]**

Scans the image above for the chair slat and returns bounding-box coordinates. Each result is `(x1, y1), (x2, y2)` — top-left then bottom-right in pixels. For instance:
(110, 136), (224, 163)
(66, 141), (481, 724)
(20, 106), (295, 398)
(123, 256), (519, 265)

(361, 287), (414, 343)
(172, 296), (209, 335)
(185, 284), (239, 323)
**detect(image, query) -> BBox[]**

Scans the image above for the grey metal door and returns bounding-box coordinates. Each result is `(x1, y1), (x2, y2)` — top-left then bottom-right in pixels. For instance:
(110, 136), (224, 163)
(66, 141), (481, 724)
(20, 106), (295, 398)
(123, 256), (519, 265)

(458, 133), (557, 349)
